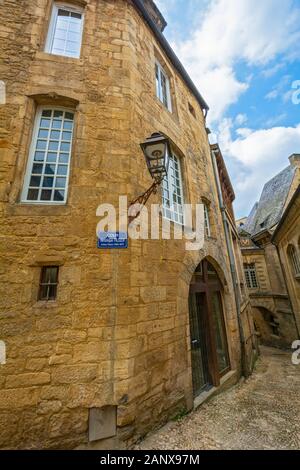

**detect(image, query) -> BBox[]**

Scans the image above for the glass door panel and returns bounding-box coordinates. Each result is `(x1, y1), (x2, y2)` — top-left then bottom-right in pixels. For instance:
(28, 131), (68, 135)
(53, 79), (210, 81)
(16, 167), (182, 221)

(212, 292), (230, 375)
(189, 292), (212, 397)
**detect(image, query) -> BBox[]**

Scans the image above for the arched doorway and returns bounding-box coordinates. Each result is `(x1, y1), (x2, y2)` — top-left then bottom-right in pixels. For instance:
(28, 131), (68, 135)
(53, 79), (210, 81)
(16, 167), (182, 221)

(189, 259), (230, 398)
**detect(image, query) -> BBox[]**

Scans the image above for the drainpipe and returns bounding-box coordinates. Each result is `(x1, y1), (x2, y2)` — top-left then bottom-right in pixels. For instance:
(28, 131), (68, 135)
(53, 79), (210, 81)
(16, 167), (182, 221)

(211, 149), (249, 378)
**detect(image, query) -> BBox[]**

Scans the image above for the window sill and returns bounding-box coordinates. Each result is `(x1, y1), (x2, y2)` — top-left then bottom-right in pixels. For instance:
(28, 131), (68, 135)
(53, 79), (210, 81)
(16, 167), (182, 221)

(162, 214), (185, 228)
(6, 203), (71, 217)
(35, 51), (83, 65)
(34, 301), (58, 309)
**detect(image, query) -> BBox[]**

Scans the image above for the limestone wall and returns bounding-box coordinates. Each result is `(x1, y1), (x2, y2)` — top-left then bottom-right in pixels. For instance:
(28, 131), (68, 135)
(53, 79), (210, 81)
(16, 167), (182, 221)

(0, 0), (241, 449)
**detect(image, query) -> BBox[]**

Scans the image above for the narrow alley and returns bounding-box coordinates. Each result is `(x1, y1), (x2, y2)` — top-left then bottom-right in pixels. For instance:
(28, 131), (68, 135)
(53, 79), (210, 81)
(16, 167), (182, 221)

(137, 347), (300, 450)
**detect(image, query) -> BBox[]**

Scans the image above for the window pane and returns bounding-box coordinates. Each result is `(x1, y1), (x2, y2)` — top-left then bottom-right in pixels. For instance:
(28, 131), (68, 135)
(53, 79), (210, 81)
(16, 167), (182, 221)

(43, 177), (54, 188)
(54, 190), (65, 201)
(42, 110), (52, 117)
(58, 9), (70, 17)
(39, 267), (59, 301)
(57, 165), (67, 175)
(30, 176), (41, 187)
(63, 121), (73, 130)
(155, 62), (171, 110)
(46, 153), (57, 163)
(41, 190), (52, 201)
(48, 285), (57, 300)
(49, 141), (59, 151)
(45, 164), (56, 175)
(50, 130), (61, 140)
(59, 153), (69, 163)
(32, 164), (43, 174)
(38, 129), (49, 139)
(60, 142), (70, 152)
(39, 285), (49, 301)
(55, 177), (66, 188)
(36, 140), (47, 150)
(62, 131), (72, 141)
(34, 151), (45, 162)
(52, 120), (62, 129)
(27, 189), (39, 200)
(54, 110), (64, 118)
(71, 12), (82, 19)
(40, 118), (51, 128)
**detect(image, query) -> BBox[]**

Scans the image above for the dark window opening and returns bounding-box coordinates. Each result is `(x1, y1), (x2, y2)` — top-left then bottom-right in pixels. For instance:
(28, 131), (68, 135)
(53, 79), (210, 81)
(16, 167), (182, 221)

(38, 266), (59, 301)
(270, 315), (280, 336)
(188, 102), (196, 118)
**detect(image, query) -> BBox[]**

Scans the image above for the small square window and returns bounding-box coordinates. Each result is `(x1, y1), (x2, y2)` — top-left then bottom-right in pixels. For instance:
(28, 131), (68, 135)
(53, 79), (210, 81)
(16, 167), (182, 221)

(188, 102), (196, 118)
(38, 266), (59, 301)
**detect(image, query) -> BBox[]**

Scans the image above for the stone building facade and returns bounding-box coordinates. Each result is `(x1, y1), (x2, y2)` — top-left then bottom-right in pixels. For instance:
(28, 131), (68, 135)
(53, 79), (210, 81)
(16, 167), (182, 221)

(237, 155), (300, 348)
(272, 185), (300, 336)
(0, 0), (254, 449)
(211, 144), (258, 376)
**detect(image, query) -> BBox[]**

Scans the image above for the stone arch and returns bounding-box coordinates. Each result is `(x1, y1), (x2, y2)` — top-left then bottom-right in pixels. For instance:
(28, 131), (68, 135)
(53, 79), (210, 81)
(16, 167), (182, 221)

(180, 250), (230, 291)
(187, 256), (234, 396)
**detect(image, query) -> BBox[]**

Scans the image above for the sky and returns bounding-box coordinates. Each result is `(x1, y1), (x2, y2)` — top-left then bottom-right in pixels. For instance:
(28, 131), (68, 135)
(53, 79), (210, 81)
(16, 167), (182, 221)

(155, 0), (300, 218)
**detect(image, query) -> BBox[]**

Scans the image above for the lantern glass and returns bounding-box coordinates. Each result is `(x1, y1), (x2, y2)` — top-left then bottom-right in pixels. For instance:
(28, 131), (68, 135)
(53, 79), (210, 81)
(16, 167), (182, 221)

(140, 133), (171, 181)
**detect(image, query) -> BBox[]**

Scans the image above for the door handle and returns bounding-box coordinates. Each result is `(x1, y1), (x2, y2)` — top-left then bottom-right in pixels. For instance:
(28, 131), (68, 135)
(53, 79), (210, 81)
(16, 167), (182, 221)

(192, 339), (199, 345)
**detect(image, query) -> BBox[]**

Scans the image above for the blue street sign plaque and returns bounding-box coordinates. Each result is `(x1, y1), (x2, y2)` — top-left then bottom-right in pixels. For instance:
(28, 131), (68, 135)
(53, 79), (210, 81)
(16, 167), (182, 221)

(97, 232), (128, 249)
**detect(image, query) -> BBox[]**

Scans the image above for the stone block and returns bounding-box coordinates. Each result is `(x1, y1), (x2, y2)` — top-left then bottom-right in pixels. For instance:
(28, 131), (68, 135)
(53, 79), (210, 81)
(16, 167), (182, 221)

(89, 406), (117, 442)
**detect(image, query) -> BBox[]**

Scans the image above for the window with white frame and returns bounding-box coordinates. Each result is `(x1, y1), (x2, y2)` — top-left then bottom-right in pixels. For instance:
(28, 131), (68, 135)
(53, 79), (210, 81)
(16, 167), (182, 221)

(204, 204), (211, 237)
(45, 3), (84, 58)
(21, 108), (74, 204)
(244, 263), (259, 289)
(162, 153), (184, 224)
(155, 61), (172, 111)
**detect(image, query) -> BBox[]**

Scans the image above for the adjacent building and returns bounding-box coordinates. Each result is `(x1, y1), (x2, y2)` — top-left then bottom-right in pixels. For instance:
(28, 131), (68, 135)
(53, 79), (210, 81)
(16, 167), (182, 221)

(237, 155), (300, 348)
(211, 144), (258, 376)
(0, 0), (255, 449)
(272, 185), (300, 336)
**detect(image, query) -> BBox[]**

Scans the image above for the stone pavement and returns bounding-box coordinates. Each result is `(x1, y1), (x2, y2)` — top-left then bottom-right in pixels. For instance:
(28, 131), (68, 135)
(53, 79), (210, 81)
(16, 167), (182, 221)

(136, 347), (300, 450)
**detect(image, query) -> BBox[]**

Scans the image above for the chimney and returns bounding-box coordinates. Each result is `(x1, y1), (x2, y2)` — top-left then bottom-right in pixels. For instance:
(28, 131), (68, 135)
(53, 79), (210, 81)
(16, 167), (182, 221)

(143, 0), (167, 32)
(289, 154), (300, 168)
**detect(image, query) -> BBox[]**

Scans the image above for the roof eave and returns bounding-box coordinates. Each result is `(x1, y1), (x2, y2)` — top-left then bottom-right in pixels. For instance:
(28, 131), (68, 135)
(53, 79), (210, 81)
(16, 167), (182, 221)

(131, 0), (209, 113)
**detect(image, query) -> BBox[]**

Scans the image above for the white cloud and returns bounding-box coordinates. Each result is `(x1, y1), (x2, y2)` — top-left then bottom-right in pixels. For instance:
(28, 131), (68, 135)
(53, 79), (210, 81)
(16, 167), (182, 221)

(235, 113), (248, 126)
(265, 74), (293, 101)
(214, 121), (300, 216)
(262, 63), (286, 78)
(167, 0), (300, 122)
(265, 89), (280, 100)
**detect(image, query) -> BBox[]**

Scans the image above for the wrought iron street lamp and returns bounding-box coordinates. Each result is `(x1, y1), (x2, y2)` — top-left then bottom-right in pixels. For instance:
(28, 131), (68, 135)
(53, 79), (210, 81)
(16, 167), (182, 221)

(129, 132), (171, 223)
(140, 132), (171, 182)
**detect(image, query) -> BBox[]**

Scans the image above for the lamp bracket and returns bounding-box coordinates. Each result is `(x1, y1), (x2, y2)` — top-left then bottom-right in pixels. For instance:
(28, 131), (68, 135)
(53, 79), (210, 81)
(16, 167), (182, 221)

(128, 178), (163, 224)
